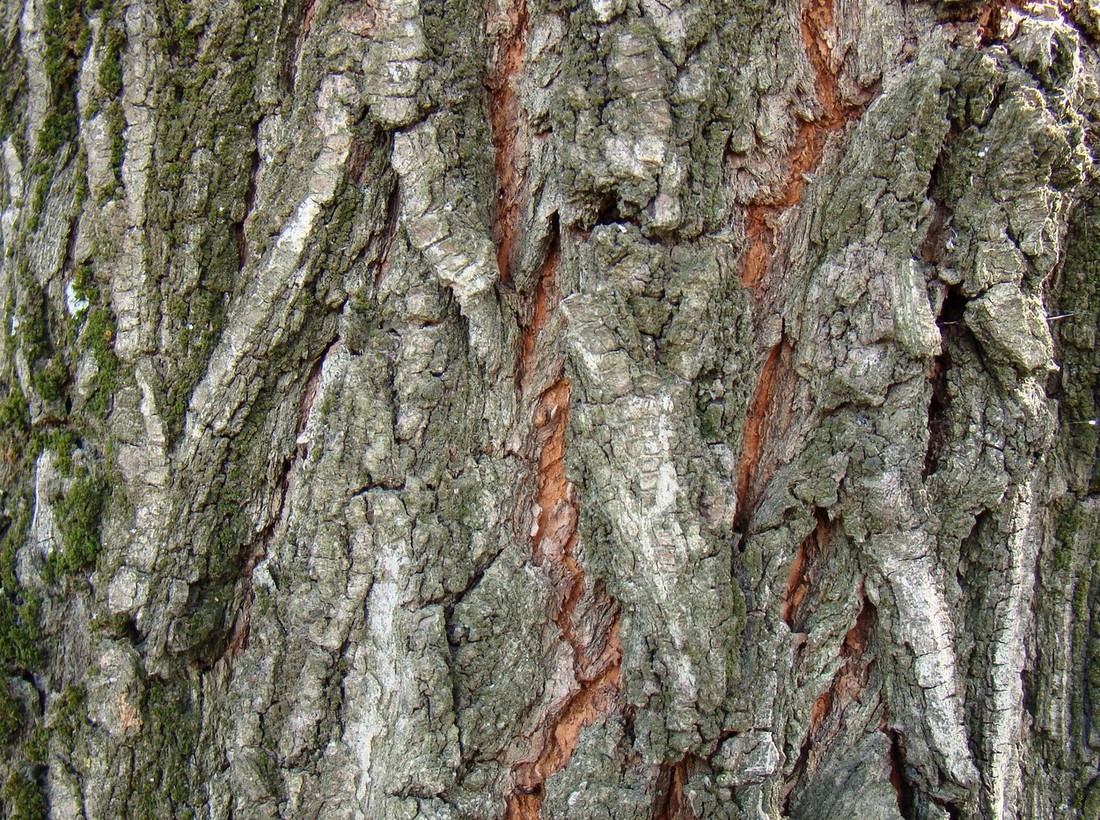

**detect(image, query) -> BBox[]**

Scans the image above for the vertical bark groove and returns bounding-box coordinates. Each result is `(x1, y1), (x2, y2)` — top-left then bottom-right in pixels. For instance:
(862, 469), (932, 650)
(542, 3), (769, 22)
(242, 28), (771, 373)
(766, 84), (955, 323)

(739, 0), (874, 290)
(734, 337), (793, 530)
(508, 224), (623, 813)
(488, 0), (529, 284)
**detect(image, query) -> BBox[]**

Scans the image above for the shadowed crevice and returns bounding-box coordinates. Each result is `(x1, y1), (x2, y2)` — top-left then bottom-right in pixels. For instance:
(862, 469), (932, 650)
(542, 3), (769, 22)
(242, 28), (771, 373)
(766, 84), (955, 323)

(887, 727), (916, 819)
(487, 0), (530, 285)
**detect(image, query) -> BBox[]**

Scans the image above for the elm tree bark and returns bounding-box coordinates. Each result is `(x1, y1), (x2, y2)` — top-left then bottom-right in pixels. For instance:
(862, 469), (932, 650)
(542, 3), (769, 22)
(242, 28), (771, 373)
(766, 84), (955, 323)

(1, 0), (1099, 817)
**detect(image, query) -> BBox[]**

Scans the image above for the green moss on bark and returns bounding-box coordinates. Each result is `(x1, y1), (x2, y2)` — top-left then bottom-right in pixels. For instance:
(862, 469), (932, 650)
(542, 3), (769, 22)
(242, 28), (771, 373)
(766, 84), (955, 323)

(1, 768), (46, 820)
(50, 469), (107, 576)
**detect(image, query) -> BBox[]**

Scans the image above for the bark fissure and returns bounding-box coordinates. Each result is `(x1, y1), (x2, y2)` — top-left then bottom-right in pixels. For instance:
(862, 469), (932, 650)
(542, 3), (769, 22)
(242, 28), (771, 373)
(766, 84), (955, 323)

(374, 183), (401, 286)
(504, 389), (624, 811)
(292, 0), (324, 85)
(735, 338), (791, 529)
(520, 218), (560, 378)
(924, 286), (968, 478)
(236, 136), (262, 270)
(654, 756), (694, 820)
(977, 0), (1024, 46)
(785, 587), (877, 805)
(887, 726), (917, 819)
(739, 0), (873, 290)
(734, 0), (876, 532)
(781, 507), (829, 631)
(506, 229), (623, 815)
(923, 347), (952, 479)
(487, 0), (529, 284)
(223, 341), (333, 662)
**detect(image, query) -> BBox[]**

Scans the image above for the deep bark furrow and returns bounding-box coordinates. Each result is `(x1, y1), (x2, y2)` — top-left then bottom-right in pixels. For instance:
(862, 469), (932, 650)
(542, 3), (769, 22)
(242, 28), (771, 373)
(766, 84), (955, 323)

(488, 0), (529, 284)
(734, 338), (791, 529)
(739, 0), (872, 290)
(508, 225), (623, 810)
(654, 757), (692, 820)
(780, 507), (829, 631)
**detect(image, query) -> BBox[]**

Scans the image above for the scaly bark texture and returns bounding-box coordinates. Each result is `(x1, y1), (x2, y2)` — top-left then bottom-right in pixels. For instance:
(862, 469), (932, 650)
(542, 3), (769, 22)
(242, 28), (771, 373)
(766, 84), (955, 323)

(1, 0), (1100, 817)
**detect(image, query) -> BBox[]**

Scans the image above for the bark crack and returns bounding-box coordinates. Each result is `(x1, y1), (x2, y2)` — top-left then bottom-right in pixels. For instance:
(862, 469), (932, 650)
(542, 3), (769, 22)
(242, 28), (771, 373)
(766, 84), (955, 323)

(520, 217), (560, 379)
(505, 226), (623, 816)
(505, 378), (624, 815)
(487, 0), (530, 284)
(735, 337), (792, 531)
(292, 0), (324, 87)
(976, 1), (1024, 46)
(222, 341), (334, 663)
(236, 129), (262, 271)
(886, 722), (917, 819)
(781, 507), (829, 631)
(654, 756), (695, 820)
(734, 0), (875, 531)
(784, 583), (877, 808)
(739, 0), (873, 289)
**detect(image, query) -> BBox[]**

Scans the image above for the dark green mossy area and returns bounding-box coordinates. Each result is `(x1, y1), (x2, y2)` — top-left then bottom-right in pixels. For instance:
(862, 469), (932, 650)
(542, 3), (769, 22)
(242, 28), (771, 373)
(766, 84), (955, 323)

(94, 2), (128, 195)
(80, 304), (123, 419)
(13, 265), (73, 409)
(0, 370), (40, 686)
(0, 687), (23, 746)
(0, 588), (39, 680)
(1, 767), (47, 820)
(50, 469), (107, 577)
(0, 686), (83, 818)
(148, 0), (279, 442)
(37, 0), (92, 163)
(0, 37), (26, 144)
(0, 385), (29, 444)
(127, 679), (201, 818)
(0, 502), (40, 753)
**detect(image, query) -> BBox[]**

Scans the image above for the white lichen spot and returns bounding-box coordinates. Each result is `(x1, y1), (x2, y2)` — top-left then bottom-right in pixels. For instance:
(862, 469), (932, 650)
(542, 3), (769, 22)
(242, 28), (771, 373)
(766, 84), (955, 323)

(66, 281), (90, 316)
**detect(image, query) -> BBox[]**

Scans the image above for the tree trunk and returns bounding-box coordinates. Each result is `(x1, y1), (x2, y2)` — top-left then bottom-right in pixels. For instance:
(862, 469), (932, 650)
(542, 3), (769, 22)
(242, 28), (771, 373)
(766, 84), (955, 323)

(1, 0), (1098, 816)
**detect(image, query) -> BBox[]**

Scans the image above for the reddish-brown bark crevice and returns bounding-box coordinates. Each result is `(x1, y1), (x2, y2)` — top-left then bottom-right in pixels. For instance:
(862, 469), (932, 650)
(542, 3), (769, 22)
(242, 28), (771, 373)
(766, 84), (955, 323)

(291, 0), (324, 85)
(734, 0), (874, 532)
(654, 756), (696, 820)
(488, 0), (530, 283)
(505, 376), (624, 817)
(781, 507), (829, 630)
(520, 223), (561, 378)
(530, 379), (577, 575)
(345, 138), (374, 186)
(810, 589), (876, 738)
(735, 338), (793, 528)
(739, 0), (871, 289)
(507, 648), (622, 818)
(783, 586), (877, 803)
(506, 216), (622, 814)
(976, 0), (1023, 46)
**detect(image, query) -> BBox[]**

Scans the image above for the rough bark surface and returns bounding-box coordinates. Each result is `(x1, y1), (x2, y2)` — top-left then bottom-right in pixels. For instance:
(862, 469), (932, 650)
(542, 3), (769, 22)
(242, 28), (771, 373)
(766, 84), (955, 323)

(1, 0), (1099, 817)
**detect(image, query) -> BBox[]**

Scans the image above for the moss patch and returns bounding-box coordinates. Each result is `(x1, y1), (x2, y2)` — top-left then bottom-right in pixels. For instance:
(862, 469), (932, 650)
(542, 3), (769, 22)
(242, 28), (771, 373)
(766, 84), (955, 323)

(1, 768), (46, 819)
(49, 469), (108, 578)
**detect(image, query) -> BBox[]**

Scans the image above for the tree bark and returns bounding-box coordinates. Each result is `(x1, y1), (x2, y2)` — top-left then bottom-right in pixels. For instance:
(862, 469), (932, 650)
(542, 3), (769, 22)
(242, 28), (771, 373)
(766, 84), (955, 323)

(1, 0), (1099, 817)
